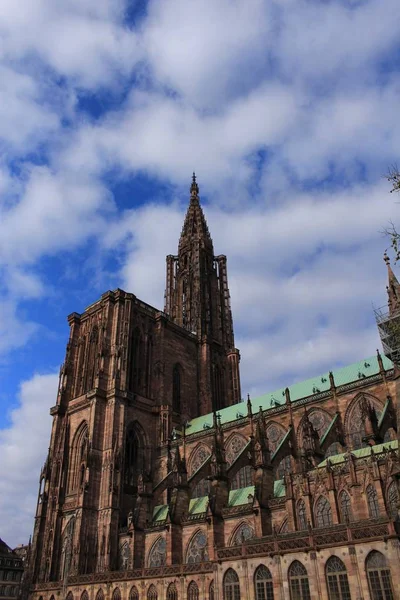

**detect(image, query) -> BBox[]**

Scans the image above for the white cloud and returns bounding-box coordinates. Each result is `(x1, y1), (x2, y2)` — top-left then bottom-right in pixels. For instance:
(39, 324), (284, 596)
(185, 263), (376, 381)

(0, 373), (57, 546)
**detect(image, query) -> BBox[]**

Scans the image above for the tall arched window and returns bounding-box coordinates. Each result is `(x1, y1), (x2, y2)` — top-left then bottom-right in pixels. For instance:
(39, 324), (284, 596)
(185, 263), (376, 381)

(81, 592), (89, 600)
(148, 537), (166, 568)
(119, 541), (130, 570)
(187, 581), (199, 600)
(213, 364), (224, 411)
(190, 445), (211, 498)
(209, 581), (215, 600)
(112, 589), (121, 600)
(66, 593), (74, 600)
(223, 569), (240, 600)
(129, 587), (139, 600)
(288, 561), (310, 600)
(297, 499), (307, 530)
(339, 491), (353, 523)
(68, 422), (88, 493)
(315, 496), (332, 528)
(387, 481), (399, 520)
(172, 364), (181, 413)
(147, 585), (157, 600)
(186, 530), (209, 563)
(131, 327), (146, 393)
(347, 396), (382, 450)
(85, 325), (99, 392)
(226, 435), (252, 490)
(367, 485), (380, 519)
(366, 551), (394, 600)
(325, 556), (351, 600)
(95, 590), (104, 600)
(166, 583), (178, 600)
(254, 565), (274, 600)
(124, 424), (143, 490)
(276, 455), (292, 481)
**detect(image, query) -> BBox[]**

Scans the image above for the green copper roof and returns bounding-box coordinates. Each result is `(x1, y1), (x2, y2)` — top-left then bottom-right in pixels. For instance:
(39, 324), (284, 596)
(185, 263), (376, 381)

(228, 486), (255, 507)
(189, 496), (209, 515)
(318, 439), (398, 468)
(186, 354), (393, 435)
(320, 413), (338, 446)
(152, 504), (169, 522)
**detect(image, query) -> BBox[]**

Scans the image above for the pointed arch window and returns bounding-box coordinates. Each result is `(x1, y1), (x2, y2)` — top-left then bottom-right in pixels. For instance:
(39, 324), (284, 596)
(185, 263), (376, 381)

(223, 569), (240, 600)
(254, 565), (274, 600)
(387, 481), (399, 520)
(226, 435), (252, 490)
(367, 485), (380, 519)
(187, 581), (199, 600)
(186, 530), (208, 564)
(172, 364), (182, 413)
(231, 522), (254, 546)
(112, 589), (121, 600)
(85, 325), (99, 392)
(325, 556), (351, 600)
(147, 585), (158, 600)
(315, 496), (332, 528)
(209, 581), (215, 600)
(124, 424), (144, 490)
(339, 491), (353, 523)
(95, 590), (104, 600)
(66, 593), (74, 600)
(288, 561), (310, 600)
(119, 542), (130, 570)
(297, 499), (307, 530)
(148, 537), (166, 568)
(347, 396), (382, 450)
(276, 456), (292, 481)
(131, 327), (146, 393)
(190, 445), (211, 498)
(129, 587), (139, 600)
(166, 583), (178, 600)
(81, 592), (89, 600)
(366, 551), (394, 600)
(68, 423), (88, 493)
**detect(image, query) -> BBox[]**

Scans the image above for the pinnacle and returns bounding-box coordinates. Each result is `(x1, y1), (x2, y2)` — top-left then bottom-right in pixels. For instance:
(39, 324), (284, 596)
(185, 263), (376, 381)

(178, 173), (214, 252)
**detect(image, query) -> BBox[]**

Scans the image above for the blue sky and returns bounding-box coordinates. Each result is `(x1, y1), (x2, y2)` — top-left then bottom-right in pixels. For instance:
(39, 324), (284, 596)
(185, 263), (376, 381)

(1, 0), (400, 547)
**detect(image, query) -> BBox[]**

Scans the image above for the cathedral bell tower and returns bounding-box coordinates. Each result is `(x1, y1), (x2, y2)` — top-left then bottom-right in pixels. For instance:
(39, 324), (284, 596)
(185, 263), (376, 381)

(165, 174), (241, 414)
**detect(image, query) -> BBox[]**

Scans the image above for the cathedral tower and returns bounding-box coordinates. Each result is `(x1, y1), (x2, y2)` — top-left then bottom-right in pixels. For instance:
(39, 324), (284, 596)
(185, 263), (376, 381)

(165, 174), (241, 413)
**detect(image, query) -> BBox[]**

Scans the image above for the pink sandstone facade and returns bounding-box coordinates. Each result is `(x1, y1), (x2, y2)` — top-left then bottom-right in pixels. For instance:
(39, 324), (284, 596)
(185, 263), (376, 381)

(28, 176), (400, 600)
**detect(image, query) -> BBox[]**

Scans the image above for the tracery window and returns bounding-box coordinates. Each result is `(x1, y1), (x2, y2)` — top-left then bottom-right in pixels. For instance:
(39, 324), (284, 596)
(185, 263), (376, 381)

(148, 537), (166, 568)
(276, 455), (291, 481)
(119, 542), (130, 570)
(187, 581), (199, 600)
(266, 424), (285, 453)
(66, 593), (74, 600)
(95, 590), (104, 600)
(85, 325), (99, 392)
(147, 585), (158, 600)
(325, 442), (342, 458)
(172, 364), (182, 413)
(81, 592), (89, 600)
(306, 410), (331, 441)
(387, 481), (399, 520)
(186, 530), (208, 563)
(166, 583), (178, 600)
(231, 522), (254, 546)
(297, 499), (307, 530)
(112, 588), (121, 600)
(288, 561), (311, 600)
(190, 445), (211, 498)
(315, 496), (332, 528)
(279, 519), (289, 533)
(223, 569), (240, 600)
(209, 581), (215, 600)
(347, 396), (382, 450)
(69, 422), (88, 493)
(131, 327), (146, 394)
(339, 491), (353, 523)
(129, 587), (139, 600)
(124, 424), (143, 490)
(367, 485), (380, 519)
(226, 435), (252, 490)
(366, 551), (394, 600)
(254, 564), (274, 600)
(325, 556), (351, 600)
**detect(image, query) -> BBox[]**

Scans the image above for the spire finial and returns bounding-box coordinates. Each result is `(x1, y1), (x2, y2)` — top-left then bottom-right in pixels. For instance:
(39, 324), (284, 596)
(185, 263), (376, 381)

(190, 171), (199, 198)
(384, 250), (390, 266)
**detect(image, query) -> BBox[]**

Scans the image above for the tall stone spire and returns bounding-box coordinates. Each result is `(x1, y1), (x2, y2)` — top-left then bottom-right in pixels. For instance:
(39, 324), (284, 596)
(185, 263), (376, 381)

(165, 174), (241, 414)
(384, 251), (400, 314)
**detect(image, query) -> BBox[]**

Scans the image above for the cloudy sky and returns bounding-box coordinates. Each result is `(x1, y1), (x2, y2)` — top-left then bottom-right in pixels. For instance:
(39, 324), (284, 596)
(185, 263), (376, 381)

(1, 0), (400, 547)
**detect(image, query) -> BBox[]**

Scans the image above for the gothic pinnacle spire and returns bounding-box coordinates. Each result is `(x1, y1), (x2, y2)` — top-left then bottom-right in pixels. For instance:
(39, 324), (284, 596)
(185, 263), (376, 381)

(384, 251), (400, 314)
(190, 171), (199, 199)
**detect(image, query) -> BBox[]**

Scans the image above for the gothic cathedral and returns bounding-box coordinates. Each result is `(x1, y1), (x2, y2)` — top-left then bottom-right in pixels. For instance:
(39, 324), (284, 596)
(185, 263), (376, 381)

(29, 177), (400, 600)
